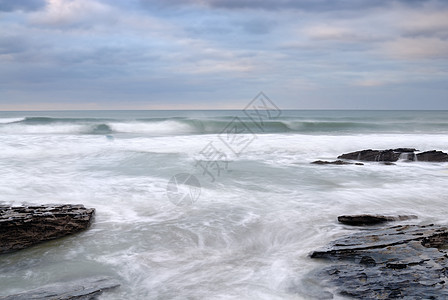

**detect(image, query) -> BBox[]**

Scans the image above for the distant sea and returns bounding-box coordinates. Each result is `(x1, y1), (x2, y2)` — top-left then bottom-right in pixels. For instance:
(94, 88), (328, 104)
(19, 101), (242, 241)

(1, 110), (448, 299)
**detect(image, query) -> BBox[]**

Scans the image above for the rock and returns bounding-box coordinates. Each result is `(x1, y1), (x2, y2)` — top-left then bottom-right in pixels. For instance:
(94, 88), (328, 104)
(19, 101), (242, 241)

(338, 214), (418, 226)
(416, 150), (448, 162)
(337, 148), (448, 163)
(337, 149), (403, 162)
(390, 148), (419, 153)
(310, 224), (448, 298)
(311, 160), (364, 165)
(0, 204), (94, 254)
(0, 276), (120, 300)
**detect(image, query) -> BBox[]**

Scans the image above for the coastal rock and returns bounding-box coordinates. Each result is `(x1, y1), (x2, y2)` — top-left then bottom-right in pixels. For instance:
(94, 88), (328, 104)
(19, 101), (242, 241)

(416, 150), (448, 162)
(337, 149), (413, 162)
(310, 224), (448, 298)
(0, 204), (94, 254)
(338, 214), (418, 226)
(0, 276), (120, 300)
(337, 148), (448, 163)
(311, 160), (364, 165)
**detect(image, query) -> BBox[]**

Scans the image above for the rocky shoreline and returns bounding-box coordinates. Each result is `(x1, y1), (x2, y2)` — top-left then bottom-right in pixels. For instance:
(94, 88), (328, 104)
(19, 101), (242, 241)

(338, 148), (448, 162)
(0, 204), (120, 299)
(310, 215), (448, 299)
(312, 148), (448, 165)
(0, 276), (120, 300)
(0, 204), (95, 254)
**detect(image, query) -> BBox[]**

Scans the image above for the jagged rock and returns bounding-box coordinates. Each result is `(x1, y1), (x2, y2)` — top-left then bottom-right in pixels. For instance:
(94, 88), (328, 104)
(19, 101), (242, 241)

(0, 276), (120, 300)
(310, 224), (448, 299)
(337, 148), (448, 163)
(311, 160), (364, 165)
(0, 204), (94, 254)
(338, 214), (418, 226)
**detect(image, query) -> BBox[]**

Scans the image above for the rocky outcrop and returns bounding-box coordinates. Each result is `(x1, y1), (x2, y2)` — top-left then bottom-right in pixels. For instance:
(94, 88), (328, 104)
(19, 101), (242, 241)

(310, 224), (448, 299)
(0, 276), (120, 300)
(0, 204), (94, 254)
(311, 160), (364, 165)
(416, 150), (448, 162)
(337, 148), (415, 162)
(337, 148), (448, 162)
(338, 214), (417, 226)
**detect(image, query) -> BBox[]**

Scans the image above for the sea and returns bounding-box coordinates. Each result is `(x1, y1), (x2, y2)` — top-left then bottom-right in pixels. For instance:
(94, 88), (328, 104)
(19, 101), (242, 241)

(0, 109), (447, 299)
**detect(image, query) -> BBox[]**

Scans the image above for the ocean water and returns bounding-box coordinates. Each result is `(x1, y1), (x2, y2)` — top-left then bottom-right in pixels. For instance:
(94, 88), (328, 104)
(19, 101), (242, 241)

(0, 110), (447, 299)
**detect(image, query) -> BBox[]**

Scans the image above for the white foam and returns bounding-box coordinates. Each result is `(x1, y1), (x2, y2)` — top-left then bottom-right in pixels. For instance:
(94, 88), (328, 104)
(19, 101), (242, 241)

(109, 121), (194, 135)
(0, 117), (25, 124)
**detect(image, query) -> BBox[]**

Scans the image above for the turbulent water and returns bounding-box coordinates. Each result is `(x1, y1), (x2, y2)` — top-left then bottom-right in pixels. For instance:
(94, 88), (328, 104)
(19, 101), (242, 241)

(0, 110), (448, 299)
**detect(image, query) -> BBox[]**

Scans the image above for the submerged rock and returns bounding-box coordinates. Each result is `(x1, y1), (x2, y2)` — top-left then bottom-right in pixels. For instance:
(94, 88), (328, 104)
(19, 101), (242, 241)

(0, 204), (94, 254)
(337, 148), (448, 163)
(310, 224), (448, 298)
(338, 214), (418, 226)
(0, 276), (120, 300)
(311, 160), (364, 165)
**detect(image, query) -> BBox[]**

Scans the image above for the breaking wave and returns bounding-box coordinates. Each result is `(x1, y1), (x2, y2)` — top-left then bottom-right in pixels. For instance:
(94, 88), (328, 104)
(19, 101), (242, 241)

(0, 116), (447, 135)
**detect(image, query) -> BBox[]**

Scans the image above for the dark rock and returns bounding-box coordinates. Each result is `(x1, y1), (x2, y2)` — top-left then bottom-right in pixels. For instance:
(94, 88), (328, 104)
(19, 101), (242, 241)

(0, 204), (94, 254)
(310, 224), (448, 299)
(311, 160), (363, 165)
(337, 148), (448, 163)
(391, 148), (418, 153)
(337, 149), (402, 162)
(0, 276), (120, 300)
(416, 150), (448, 162)
(338, 214), (418, 226)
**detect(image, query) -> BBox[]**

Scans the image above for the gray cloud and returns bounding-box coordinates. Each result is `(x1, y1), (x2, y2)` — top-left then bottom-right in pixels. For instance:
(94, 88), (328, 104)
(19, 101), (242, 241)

(0, 0), (447, 109)
(0, 0), (46, 12)
(139, 0), (437, 11)
(0, 36), (28, 54)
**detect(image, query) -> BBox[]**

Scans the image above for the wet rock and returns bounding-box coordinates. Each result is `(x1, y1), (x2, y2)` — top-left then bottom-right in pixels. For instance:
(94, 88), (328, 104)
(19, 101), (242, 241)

(337, 148), (448, 163)
(0, 204), (95, 254)
(338, 214), (418, 226)
(416, 150), (448, 162)
(337, 149), (403, 162)
(0, 276), (120, 300)
(311, 160), (364, 165)
(310, 224), (448, 299)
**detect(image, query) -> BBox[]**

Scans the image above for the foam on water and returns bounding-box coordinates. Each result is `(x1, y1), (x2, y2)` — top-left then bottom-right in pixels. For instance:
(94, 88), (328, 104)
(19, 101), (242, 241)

(0, 110), (447, 299)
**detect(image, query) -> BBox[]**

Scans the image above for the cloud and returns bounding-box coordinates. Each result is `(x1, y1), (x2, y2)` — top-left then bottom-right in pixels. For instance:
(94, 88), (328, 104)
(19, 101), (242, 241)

(302, 25), (373, 42)
(399, 10), (448, 39)
(0, 36), (28, 55)
(0, 0), (46, 12)
(382, 37), (448, 60)
(138, 0), (442, 11)
(29, 0), (115, 28)
(0, 0), (447, 109)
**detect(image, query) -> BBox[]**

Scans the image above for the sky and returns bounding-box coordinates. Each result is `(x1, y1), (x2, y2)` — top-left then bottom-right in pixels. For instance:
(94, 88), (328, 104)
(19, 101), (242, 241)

(0, 0), (447, 110)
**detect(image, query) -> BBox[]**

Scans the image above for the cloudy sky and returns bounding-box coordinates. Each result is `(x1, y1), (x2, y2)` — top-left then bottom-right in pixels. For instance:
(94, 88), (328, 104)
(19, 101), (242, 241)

(1, 0), (447, 110)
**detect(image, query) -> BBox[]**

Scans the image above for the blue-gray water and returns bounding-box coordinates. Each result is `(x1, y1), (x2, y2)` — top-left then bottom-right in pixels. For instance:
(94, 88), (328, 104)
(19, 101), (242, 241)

(0, 110), (447, 299)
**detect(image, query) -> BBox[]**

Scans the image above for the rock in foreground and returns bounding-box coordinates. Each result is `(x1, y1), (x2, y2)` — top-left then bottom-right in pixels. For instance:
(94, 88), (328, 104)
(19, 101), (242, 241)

(338, 214), (417, 226)
(0, 204), (94, 254)
(310, 224), (448, 299)
(0, 276), (120, 300)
